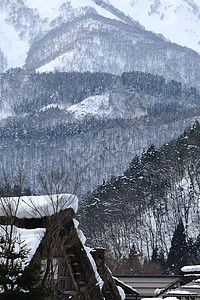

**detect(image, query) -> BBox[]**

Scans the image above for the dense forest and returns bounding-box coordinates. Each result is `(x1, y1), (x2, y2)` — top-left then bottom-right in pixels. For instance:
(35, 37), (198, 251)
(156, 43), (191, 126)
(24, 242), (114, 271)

(1, 68), (200, 195)
(1, 68), (200, 117)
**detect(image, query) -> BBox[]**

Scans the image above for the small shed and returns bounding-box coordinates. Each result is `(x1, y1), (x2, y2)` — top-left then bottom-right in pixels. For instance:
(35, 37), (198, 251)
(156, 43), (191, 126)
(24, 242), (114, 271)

(115, 275), (182, 299)
(164, 279), (200, 300)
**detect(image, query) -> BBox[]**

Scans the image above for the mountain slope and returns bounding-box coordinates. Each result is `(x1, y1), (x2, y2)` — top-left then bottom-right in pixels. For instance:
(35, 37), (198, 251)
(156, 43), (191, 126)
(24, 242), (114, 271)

(99, 0), (200, 54)
(79, 121), (200, 267)
(25, 12), (200, 90)
(0, 0), (46, 70)
(1, 69), (200, 196)
(1, 0), (200, 75)
(0, 0), (121, 72)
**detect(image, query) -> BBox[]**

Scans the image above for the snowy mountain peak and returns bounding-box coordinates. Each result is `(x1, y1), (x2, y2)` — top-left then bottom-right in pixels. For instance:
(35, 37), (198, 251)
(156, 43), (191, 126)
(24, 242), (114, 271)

(107, 0), (200, 53)
(1, 0), (200, 73)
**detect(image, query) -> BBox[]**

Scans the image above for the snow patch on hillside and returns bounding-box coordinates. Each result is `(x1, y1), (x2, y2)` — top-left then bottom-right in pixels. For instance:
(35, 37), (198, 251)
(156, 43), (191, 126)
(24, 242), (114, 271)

(71, 0), (120, 20)
(0, 104), (14, 121)
(23, 0), (67, 21)
(0, 11), (28, 69)
(24, 0), (119, 23)
(39, 103), (62, 112)
(66, 93), (146, 120)
(67, 93), (114, 119)
(36, 50), (76, 73)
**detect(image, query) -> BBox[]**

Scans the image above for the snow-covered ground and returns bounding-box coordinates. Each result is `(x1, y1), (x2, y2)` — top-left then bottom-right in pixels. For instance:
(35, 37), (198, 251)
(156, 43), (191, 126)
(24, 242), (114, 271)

(0, 11), (29, 69)
(24, 0), (119, 22)
(23, 0), (67, 22)
(67, 93), (113, 119)
(66, 92), (146, 120)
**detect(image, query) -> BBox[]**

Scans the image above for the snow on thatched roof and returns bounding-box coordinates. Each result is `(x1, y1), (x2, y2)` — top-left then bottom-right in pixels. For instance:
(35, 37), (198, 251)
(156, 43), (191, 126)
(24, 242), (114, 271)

(0, 194), (78, 219)
(0, 194), (78, 262)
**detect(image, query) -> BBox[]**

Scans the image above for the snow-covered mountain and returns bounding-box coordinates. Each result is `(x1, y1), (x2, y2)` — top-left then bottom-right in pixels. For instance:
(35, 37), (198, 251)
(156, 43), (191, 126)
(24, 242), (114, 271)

(80, 121), (200, 262)
(1, 0), (200, 74)
(0, 0), (123, 71)
(24, 12), (200, 90)
(106, 0), (200, 54)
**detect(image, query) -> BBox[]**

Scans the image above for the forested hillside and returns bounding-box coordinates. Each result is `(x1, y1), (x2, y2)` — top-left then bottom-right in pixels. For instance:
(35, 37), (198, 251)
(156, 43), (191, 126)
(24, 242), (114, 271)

(79, 121), (200, 274)
(1, 69), (200, 195)
(26, 12), (200, 89)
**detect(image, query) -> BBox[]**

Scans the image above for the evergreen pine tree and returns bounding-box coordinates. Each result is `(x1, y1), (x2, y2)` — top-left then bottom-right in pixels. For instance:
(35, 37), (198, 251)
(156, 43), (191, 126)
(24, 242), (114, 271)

(0, 235), (51, 299)
(167, 218), (189, 274)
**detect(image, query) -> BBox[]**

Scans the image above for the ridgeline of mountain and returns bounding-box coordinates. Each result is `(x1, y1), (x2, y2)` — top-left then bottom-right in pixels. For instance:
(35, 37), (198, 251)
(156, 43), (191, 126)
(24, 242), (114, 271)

(1, 0), (200, 73)
(102, 0), (200, 54)
(0, 1), (200, 92)
(25, 12), (200, 89)
(1, 69), (200, 196)
(79, 121), (200, 273)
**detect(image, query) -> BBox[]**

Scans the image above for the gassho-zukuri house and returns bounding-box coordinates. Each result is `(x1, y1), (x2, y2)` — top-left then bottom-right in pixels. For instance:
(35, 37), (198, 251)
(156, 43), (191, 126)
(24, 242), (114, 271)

(0, 194), (130, 300)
